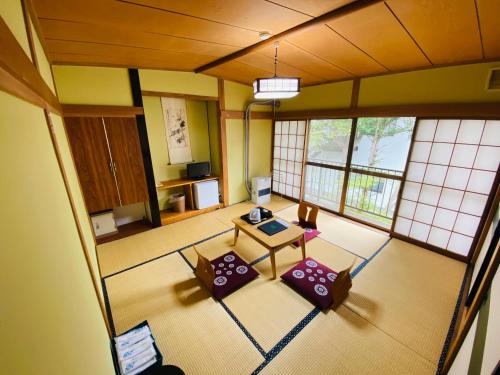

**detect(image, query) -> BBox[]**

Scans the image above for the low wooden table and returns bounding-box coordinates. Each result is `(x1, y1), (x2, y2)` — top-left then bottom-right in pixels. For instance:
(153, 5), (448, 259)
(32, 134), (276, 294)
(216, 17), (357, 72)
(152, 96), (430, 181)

(232, 216), (306, 279)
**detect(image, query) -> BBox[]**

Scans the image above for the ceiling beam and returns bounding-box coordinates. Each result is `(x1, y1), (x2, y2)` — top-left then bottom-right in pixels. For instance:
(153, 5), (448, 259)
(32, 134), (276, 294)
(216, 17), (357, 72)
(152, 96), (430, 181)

(194, 0), (383, 73)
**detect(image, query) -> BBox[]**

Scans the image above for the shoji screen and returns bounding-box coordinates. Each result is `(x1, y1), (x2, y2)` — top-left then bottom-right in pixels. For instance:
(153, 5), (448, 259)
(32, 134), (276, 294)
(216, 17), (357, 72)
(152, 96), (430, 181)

(272, 120), (307, 199)
(394, 119), (499, 256)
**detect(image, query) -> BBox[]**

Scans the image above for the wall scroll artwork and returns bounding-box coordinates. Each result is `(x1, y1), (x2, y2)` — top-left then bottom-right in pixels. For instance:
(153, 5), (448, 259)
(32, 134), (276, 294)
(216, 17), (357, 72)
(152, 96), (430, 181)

(161, 97), (193, 164)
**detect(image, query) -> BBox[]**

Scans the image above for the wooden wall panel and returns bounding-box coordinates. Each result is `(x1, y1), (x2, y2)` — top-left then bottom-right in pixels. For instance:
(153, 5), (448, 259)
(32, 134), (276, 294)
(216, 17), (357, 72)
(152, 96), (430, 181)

(327, 2), (431, 70)
(64, 117), (120, 213)
(476, 0), (500, 58)
(386, 0), (483, 64)
(104, 117), (149, 206)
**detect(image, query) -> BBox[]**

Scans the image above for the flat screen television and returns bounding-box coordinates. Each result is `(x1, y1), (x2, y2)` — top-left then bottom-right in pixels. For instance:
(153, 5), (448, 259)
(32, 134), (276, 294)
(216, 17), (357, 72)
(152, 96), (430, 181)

(187, 161), (211, 179)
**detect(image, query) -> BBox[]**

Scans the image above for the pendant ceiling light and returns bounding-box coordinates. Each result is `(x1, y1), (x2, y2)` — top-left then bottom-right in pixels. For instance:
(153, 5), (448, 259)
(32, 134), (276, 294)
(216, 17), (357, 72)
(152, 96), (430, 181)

(253, 42), (300, 99)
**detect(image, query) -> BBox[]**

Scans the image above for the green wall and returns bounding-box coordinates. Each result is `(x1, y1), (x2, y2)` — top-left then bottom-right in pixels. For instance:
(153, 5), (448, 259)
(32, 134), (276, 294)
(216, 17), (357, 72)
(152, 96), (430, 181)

(143, 96), (212, 209)
(0, 1), (114, 373)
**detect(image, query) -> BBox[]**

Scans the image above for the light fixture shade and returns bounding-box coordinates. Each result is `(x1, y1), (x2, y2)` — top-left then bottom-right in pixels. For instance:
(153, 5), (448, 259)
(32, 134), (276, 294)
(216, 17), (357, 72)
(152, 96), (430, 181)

(253, 77), (300, 99)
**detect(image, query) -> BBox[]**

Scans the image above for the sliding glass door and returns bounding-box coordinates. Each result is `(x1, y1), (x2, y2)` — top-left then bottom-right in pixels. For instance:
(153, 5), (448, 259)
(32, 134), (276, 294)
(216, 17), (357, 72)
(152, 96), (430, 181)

(344, 117), (415, 228)
(302, 117), (416, 229)
(303, 119), (353, 212)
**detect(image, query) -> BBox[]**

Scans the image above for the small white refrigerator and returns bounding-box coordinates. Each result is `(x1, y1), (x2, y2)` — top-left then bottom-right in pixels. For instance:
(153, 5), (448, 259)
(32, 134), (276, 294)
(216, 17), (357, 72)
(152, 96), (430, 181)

(193, 180), (219, 209)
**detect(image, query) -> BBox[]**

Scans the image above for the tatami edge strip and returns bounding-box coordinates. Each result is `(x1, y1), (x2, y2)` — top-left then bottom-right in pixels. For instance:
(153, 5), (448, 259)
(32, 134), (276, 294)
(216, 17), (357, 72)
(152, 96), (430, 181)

(102, 227), (235, 280)
(350, 237), (392, 278)
(251, 308), (321, 375)
(435, 264), (470, 375)
(177, 247), (267, 358)
(220, 300), (268, 358)
(101, 279), (116, 337)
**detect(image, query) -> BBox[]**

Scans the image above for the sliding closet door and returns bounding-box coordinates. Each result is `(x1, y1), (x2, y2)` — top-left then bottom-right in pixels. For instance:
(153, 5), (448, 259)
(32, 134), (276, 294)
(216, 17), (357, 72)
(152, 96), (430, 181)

(104, 117), (149, 206)
(65, 117), (120, 213)
(272, 120), (307, 199)
(394, 119), (500, 257)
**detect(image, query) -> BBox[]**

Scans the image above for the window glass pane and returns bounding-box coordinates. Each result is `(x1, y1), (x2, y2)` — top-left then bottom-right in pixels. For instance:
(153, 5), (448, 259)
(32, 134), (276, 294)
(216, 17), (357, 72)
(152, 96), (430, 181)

(352, 117), (415, 175)
(307, 119), (352, 167)
(303, 165), (344, 212)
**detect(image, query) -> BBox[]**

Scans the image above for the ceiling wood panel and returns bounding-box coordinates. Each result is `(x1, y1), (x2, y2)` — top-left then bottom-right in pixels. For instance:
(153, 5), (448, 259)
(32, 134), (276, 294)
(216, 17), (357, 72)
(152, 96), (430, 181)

(33, 0), (259, 46)
(327, 2), (431, 71)
(235, 53), (324, 85)
(258, 42), (353, 81)
(476, 0), (500, 58)
(47, 40), (217, 70)
(263, 0), (356, 17)
(386, 0), (483, 64)
(123, 0), (311, 34)
(40, 19), (238, 57)
(32, 0), (499, 86)
(205, 61), (272, 86)
(285, 24), (388, 76)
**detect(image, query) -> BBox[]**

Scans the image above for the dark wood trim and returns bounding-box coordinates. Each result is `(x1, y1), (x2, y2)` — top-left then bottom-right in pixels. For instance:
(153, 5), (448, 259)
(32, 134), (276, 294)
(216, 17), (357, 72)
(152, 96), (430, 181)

(128, 69), (161, 227)
(468, 168), (500, 263)
(390, 118), (419, 234)
(23, 0), (51, 63)
(276, 103), (500, 120)
(441, 230), (499, 373)
(391, 232), (468, 262)
(350, 78), (360, 109)
(194, 0), (383, 73)
(339, 118), (357, 214)
(218, 79), (229, 206)
(141, 90), (219, 102)
(62, 104), (144, 117)
(21, 0), (38, 69)
(221, 110), (274, 120)
(0, 17), (61, 114)
(299, 119), (311, 201)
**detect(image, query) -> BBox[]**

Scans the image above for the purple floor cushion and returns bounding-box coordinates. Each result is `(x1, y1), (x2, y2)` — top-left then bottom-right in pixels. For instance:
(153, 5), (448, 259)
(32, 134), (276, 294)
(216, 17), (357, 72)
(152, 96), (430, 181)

(281, 257), (338, 309)
(292, 222), (321, 247)
(210, 251), (258, 300)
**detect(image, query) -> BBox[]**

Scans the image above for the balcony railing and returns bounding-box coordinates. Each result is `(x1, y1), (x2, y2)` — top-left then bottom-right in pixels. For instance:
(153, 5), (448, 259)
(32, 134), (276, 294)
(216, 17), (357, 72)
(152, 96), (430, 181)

(304, 163), (401, 227)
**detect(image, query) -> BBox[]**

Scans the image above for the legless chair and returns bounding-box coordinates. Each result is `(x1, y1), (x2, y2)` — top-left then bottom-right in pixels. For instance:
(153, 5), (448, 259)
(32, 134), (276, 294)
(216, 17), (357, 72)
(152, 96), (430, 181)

(193, 246), (258, 300)
(298, 202), (319, 229)
(194, 247), (215, 294)
(330, 264), (354, 310)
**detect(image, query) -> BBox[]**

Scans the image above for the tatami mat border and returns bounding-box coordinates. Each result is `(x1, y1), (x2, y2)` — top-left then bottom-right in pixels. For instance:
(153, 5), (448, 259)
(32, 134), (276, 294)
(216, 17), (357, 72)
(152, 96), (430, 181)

(435, 264), (470, 375)
(350, 238), (391, 278)
(101, 202), (398, 375)
(102, 227), (235, 280)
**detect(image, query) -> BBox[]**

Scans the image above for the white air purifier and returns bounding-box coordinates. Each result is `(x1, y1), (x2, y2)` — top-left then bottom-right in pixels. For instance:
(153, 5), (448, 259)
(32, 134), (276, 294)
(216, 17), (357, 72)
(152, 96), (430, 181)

(251, 176), (271, 205)
(194, 180), (219, 209)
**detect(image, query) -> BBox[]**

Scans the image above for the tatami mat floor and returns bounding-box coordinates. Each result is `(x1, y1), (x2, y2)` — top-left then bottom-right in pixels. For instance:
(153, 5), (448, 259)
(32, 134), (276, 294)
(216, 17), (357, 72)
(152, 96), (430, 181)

(101, 195), (466, 374)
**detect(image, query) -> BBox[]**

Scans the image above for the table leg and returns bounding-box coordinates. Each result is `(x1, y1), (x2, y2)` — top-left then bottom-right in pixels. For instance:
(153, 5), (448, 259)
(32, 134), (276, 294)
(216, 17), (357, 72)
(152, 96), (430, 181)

(300, 234), (306, 260)
(233, 227), (240, 246)
(270, 249), (277, 279)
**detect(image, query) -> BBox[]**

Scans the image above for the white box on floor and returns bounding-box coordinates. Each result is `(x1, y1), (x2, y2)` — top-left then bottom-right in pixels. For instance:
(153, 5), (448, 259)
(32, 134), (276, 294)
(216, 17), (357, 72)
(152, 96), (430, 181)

(252, 176), (271, 205)
(194, 180), (219, 209)
(91, 211), (117, 237)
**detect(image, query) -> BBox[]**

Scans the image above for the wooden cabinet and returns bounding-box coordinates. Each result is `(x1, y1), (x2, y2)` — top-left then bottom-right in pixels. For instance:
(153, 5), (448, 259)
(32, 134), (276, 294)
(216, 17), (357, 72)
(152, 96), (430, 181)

(65, 116), (148, 213)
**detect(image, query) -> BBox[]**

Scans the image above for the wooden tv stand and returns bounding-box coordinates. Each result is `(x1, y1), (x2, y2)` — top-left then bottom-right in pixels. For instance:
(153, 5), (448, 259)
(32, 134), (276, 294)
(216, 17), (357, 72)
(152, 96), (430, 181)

(156, 176), (221, 225)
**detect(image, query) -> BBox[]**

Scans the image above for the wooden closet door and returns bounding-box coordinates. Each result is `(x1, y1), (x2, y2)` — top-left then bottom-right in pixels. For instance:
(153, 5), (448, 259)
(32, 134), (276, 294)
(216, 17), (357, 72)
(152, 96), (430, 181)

(103, 117), (149, 206)
(64, 117), (120, 213)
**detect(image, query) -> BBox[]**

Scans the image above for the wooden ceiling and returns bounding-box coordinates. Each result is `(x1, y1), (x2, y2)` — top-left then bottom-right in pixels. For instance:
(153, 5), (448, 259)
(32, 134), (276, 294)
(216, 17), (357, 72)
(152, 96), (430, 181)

(31, 0), (500, 86)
